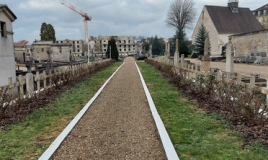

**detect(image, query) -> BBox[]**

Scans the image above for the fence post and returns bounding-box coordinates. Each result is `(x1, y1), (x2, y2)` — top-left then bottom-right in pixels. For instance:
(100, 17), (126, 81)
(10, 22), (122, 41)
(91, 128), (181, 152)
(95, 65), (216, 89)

(8, 77), (13, 95)
(49, 70), (52, 88)
(250, 76), (255, 86)
(36, 71), (40, 94)
(181, 54), (184, 68)
(226, 72), (230, 83)
(43, 70), (46, 90)
(237, 73), (242, 84)
(26, 73), (34, 94)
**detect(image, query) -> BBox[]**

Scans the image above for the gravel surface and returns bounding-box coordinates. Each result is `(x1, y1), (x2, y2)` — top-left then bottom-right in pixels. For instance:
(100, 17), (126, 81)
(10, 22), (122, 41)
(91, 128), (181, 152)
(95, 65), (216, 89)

(51, 57), (166, 160)
(188, 59), (268, 79)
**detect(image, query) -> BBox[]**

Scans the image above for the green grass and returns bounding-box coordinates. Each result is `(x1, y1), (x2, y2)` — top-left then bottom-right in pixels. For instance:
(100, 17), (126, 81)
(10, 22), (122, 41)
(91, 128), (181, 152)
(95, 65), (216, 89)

(0, 62), (122, 160)
(137, 62), (268, 160)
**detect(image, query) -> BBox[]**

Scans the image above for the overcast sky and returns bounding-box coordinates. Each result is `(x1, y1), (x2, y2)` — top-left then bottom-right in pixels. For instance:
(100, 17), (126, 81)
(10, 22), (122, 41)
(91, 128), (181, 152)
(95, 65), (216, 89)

(1, 0), (265, 42)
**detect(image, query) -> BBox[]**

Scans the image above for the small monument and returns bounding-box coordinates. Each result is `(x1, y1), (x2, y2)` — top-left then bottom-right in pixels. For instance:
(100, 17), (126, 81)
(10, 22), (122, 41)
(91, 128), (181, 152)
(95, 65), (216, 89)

(174, 39), (180, 67)
(226, 36), (234, 73)
(149, 44), (153, 58)
(201, 36), (211, 72)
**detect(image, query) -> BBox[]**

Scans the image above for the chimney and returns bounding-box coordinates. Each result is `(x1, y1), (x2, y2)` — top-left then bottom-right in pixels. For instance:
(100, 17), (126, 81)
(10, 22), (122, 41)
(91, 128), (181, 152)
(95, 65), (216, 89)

(228, 0), (239, 13)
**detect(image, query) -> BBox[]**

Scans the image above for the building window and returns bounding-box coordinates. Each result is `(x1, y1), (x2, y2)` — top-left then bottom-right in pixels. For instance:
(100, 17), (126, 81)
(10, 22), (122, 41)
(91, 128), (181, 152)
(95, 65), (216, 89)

(77, 49), (80, 52)
(104, 44), (106, 47)
(77, 45), (80, 48)
(0, 21), (6, 37)
(73, 41), (75, 44)
(77, 41), (79, 43)
(120, 49), (121, 51)
(41, 48), (44, 52)
(59, 47), (62, 53)
(129, 49), (130, 51)
(104, 49), (106, 52)
(61, 41), (63, 43)
(124, 49), (126, 51)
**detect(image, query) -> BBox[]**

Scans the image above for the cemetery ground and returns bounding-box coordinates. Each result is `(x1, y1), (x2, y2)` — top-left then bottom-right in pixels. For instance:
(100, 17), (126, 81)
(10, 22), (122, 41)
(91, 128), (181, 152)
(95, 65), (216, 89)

(138, 61), (268, 159)
(189, 58), (268, 79)
(0, 58), (267, 159)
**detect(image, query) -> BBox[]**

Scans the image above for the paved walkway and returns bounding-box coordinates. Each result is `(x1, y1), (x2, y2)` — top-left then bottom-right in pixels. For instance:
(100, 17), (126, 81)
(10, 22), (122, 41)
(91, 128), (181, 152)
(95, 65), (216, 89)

(51, 57), (167, 159)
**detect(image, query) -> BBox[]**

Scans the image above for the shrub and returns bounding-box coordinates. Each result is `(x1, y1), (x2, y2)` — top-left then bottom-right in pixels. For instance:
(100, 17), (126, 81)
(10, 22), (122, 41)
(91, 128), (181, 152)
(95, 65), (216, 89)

(191, 53), (198, 58)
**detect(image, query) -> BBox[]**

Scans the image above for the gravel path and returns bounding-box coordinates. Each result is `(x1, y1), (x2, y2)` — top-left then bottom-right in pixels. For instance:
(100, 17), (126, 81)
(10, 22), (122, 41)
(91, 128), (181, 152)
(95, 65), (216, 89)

(51, 57), (166, 159)
(188, 59), (268, 79)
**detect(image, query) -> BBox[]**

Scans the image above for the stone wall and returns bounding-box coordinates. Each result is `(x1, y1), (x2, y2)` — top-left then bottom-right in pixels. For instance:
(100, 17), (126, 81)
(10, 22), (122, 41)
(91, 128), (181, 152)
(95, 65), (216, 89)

(256, 15), (268, 29)
(232, 29), (268, 56)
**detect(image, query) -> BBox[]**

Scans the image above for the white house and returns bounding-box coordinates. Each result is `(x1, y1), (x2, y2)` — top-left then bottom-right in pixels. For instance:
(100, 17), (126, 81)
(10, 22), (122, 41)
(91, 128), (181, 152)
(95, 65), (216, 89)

(0, 4), (17, 87)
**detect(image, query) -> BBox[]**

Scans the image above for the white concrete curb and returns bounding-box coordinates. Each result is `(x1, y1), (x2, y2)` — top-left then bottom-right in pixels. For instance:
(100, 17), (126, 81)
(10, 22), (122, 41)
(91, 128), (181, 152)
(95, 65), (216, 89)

(39, 62), (125, 160)
(135, 62), (179, 160)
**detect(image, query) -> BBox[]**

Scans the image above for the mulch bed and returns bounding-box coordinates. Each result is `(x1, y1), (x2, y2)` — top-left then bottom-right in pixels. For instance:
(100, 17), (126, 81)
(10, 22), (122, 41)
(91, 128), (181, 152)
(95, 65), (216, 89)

(146, 59), (268, 149)
(0, 61), (114, 131)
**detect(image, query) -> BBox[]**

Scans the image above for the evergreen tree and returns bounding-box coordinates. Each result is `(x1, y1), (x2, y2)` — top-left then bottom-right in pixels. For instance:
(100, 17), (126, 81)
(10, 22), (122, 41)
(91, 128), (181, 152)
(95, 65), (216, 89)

(170, 29), (190, 57)
(106, 37), (119, 60)
(194, 23), (209, 55)
(151, 36), (163, 55)
(40, 22), (56, 42)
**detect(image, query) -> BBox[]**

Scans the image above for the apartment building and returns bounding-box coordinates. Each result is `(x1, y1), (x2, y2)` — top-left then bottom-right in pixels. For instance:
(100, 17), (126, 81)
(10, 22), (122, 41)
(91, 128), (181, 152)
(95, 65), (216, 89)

(56, 39), (84, 56)
(92, 36), (137, 56)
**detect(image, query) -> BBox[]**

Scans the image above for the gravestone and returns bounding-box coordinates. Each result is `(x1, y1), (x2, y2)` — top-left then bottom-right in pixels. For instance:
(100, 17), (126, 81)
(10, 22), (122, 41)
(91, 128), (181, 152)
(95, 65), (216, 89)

(226, 36), (234, 73)
(26, 73), (34, 94)
(201, 36), (211, 72)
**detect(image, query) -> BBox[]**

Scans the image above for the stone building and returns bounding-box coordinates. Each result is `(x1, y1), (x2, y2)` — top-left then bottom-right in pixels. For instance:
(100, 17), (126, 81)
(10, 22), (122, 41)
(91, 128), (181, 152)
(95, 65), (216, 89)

(252, 4), (268, 29)
(192, 0), (264, 56)
(0, 4), (17, 87)
(14, 40), (32, 63)
(32, 40), (53, 62)
(51, 43), (72, 62)
(232, 29), (268, 56)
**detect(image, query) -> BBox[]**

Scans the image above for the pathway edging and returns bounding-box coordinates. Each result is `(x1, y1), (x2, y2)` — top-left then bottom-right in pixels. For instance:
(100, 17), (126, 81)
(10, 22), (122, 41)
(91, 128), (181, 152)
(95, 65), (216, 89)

(135, 62), (179, 160)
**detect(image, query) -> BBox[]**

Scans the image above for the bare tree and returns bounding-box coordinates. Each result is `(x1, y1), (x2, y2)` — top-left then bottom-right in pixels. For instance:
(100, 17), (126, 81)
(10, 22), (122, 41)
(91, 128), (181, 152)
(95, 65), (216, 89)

(166, 0), (196, 32)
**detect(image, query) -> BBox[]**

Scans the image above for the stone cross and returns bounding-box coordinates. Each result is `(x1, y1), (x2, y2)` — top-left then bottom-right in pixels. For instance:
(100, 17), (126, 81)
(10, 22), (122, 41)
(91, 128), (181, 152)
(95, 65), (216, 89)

(167, 42), (170, 58)
(226, 36), (234, 73)
(149, 44), (152, 58)
(174, 39), (180, 67)
(203, 36), (210, 61)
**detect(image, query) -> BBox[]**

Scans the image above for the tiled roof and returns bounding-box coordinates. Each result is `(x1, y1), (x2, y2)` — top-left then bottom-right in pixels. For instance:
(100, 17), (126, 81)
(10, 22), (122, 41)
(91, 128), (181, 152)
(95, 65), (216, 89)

(205, 5), (264, 34)
(14, 40), (29, 46)
(253, 3), (268, 12)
